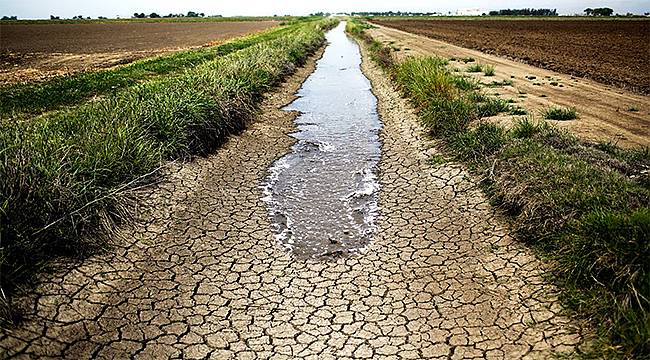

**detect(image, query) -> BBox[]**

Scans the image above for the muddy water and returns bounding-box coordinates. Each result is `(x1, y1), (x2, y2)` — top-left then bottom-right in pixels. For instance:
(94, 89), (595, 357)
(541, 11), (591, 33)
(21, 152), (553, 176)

(263, 22), (382, 259)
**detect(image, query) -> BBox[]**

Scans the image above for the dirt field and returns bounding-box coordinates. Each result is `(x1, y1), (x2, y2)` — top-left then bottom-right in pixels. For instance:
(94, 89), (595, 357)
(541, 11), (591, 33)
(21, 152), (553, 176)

(368, 24), (650, 148)
(371, 19), (650, 95)
(0, 21), (277, 84)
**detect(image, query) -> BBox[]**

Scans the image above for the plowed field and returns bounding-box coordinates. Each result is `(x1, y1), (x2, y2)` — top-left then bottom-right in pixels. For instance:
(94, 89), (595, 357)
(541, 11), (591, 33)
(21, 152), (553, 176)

(371, 19), (650, 94)
(0, 21), (277, 84)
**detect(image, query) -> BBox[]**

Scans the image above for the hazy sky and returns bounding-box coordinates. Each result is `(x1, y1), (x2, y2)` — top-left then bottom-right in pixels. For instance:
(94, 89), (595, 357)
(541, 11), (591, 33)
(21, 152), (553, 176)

(2, 0), (649, 19)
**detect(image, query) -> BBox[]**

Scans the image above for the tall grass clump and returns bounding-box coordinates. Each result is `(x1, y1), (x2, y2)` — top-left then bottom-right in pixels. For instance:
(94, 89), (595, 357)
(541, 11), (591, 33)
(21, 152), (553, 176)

(0, 18), (338, 321)
(466, 63), (484, 72)
(543, 106), (578, 120)
(348, 19), (650, 358)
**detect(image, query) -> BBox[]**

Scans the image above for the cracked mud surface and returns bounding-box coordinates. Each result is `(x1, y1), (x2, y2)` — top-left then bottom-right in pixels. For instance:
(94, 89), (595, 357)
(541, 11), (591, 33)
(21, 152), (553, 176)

(0, 38), (588, 359)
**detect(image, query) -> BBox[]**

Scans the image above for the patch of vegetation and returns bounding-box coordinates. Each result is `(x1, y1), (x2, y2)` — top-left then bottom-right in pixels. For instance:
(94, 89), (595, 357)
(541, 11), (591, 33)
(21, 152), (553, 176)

(0, 19), (319, 120)
(483, 65), (495, 76)
(348, 19), (650, 358)
(543, 106), (578, 120)
(0, 18), (338, 323)
(628, 106), (639, 112)
(427, 154), (448, 166)
(466, 63), (484, 73)
(508, 106), (527, 115)
(484, 79), (513, 87)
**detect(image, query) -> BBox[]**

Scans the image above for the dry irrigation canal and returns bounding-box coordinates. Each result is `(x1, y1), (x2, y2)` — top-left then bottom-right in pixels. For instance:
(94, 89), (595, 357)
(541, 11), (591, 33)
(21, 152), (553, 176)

(1, 21), (588, 358)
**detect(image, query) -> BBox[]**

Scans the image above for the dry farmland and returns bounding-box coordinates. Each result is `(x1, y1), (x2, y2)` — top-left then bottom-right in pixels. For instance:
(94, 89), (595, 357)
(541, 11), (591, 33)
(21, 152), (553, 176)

(0, 20), (277, 84)
(371, 19), (650, 94)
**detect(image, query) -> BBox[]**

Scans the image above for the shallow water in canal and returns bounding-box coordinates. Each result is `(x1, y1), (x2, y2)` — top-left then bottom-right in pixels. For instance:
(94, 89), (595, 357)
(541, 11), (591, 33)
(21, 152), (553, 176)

(263, 22), (382, 259)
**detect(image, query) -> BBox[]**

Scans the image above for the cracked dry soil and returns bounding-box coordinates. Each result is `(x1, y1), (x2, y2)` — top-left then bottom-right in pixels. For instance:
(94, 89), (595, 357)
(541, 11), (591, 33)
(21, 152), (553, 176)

(0, 38), (588, 359)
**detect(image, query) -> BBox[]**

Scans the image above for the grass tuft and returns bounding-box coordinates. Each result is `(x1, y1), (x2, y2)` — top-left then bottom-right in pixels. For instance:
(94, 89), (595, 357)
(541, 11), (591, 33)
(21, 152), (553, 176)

(466, 63), (483, 73)
(543, 106), (578, 120)
(483, 64), (495, 76)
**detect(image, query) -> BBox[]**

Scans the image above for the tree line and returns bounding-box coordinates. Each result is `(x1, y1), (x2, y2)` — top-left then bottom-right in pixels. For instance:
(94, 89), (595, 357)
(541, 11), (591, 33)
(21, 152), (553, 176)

(584, 8), (614, 16)
(488, 8), (558, 16)
(132, 11), (211, 18)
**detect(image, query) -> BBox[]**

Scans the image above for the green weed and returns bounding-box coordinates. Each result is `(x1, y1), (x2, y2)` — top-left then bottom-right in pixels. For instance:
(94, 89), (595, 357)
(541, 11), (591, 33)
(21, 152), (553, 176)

(483, 65), (495, 76)
(543, 106), (578, 120)
(466, 63), (483, 73)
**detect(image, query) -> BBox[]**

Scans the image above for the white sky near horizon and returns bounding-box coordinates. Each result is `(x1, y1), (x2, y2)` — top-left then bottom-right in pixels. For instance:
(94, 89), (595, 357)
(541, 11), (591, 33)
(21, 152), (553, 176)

(1, 0), (649, 19)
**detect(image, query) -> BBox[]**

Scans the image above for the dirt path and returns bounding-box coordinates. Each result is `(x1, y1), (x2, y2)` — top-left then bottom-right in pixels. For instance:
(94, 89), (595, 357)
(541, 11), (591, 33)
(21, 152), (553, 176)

(0, 40), (587, 358)
(369, 25), (650, 148)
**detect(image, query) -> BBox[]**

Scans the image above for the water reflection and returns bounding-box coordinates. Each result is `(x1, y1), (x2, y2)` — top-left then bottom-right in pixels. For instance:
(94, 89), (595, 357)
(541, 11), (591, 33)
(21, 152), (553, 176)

(263, 22), (382, 259)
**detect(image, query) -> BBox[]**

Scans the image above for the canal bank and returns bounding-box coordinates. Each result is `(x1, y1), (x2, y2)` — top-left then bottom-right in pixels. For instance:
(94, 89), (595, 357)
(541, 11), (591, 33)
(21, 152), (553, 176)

(1, 21), (588, 358)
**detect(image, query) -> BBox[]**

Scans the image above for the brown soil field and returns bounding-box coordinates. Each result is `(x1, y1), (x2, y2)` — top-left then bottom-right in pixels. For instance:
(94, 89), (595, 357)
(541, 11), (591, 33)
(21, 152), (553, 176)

(0, 21), (277, 84)
(367, 24), (650, 148)
(371, 19), (650, 95)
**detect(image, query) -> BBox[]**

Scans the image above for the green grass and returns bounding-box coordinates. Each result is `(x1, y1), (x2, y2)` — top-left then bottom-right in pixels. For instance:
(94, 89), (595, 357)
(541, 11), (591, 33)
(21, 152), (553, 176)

(348, 19), (650, 358)
(0, 18), (338, 323)
(543, 106), (578, 120)
(466, 63), (484, 72)
(464, 62), (495, 76)
(0, 21), (323, 120)
(483, 64), (495, 76)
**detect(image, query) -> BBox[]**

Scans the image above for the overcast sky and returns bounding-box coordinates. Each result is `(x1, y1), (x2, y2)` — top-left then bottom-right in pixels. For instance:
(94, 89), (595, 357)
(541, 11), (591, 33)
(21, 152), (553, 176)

(2, 0), (649, 19)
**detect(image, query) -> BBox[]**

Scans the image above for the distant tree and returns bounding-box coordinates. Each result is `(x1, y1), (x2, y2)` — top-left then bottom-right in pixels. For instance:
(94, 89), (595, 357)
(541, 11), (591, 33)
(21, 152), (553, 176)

(584, 8), (593, 16)
(50, 15), (60, 20)
(187, 11), (199, 17)
(98, 16), (107, 19)
(488, 8), (557, 16)
(149, 13), (160, 18)
(133, 12), (146, 19)
(1, 15), (18, 20)
(199, 12), (205, 17)
(593, 7), (614, 16)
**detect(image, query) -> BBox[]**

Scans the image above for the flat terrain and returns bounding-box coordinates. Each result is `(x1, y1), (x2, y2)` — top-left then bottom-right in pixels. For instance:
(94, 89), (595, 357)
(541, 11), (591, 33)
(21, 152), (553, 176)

(368, 24), (650, 148)
(0, 21), (277, 84)
(0, 43), (587, 359)
(371, 19), (650, 95)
